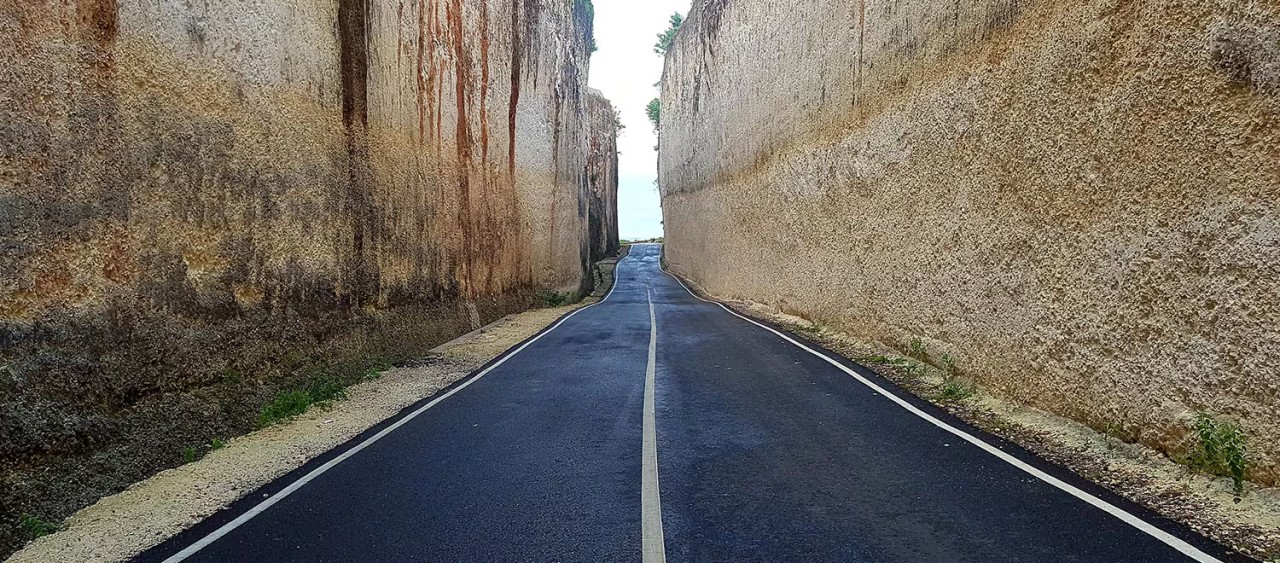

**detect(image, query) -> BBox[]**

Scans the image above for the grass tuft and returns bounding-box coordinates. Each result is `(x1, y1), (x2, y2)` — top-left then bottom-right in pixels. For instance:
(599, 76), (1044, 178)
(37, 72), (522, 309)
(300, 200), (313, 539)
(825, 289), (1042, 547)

(210, 437), (226, 451)
(936, 379), (976, 402)
(19, 514), (58, 539)
(907, 337), (928, 360)
(939, 353), (957, 376)
(1102, 423), (1125, 452)
(796, 320), (830, 338)
(256, 374), (358, 427)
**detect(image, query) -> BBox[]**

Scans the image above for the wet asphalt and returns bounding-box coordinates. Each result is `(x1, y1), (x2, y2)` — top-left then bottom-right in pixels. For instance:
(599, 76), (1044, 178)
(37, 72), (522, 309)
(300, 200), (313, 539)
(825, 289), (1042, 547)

(138, 244), (1243, 562)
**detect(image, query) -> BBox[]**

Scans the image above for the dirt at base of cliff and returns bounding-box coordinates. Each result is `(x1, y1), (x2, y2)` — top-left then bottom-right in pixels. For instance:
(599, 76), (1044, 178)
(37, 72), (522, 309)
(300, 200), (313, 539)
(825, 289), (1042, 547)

(5, 251), (626, 563)
(5, 310), (574, 563)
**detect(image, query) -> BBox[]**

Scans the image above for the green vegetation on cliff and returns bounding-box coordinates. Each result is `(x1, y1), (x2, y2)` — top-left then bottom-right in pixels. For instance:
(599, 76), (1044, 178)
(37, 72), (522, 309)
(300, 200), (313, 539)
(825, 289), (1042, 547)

(654, 12), (684, 55)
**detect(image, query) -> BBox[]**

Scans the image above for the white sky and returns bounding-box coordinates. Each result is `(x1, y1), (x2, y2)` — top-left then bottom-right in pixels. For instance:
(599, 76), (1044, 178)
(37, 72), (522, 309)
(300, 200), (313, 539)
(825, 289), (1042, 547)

(588, 0), (691, 240)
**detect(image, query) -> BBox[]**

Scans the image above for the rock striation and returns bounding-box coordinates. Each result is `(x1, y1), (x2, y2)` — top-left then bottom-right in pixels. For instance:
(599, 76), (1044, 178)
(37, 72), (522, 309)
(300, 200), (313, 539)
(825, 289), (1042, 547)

(660, 0), (1279, 484)
(0, 0), (616, 554)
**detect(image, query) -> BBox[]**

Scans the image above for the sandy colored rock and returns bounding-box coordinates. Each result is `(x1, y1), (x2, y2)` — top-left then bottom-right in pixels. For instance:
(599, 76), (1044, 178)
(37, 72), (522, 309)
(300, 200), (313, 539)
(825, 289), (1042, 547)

(659, 0), (1280, 488)
(0, 0), (616, 556)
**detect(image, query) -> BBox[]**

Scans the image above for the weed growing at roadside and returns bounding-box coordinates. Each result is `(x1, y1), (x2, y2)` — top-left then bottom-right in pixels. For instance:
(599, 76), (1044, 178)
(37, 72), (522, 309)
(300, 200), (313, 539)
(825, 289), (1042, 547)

(907, 337), (928, 360)
(1189, 412), (1250, 497)
(857, 355), (929, 378)
(182, 446), (197, 463)
(257, 390), (313, 427)
(257, 374), (358, 427)
(936, 379), (976, 402)
(19, 514), (57, 539)
(939, 353), (957, 376)
(1100, 422), (1129, 452)
(536, 290), (571, 307)
(210, 437), (226, 450)
(797, 321), (829, 338)
(855, 354), (894, 365)
(902, 360), (930, 378)
(362, 367), (383, 381)
(307, 376), (348, 404)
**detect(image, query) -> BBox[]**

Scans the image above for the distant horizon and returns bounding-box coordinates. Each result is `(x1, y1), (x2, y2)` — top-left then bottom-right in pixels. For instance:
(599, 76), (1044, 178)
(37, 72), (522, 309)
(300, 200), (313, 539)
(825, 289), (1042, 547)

(587, 0), (689, 241)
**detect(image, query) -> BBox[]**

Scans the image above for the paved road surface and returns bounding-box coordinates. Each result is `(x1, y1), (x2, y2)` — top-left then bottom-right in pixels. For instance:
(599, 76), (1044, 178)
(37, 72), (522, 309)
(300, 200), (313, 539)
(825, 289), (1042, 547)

(139, 244), (1241, 562)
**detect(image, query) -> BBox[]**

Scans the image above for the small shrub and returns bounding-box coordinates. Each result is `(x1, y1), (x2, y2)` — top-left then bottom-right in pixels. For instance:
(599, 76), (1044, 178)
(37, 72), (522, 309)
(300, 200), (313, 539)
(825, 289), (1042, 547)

(536, 290), (571, 307)
(653, 12), (684, 55)
(936, 379), (976, 402)
(307, 376), (348, 404)
(258, 390), (314, 427)
(1190, 412), (1250, 497)
(210, 437), (226, 450)
(19, 514), (58, 539)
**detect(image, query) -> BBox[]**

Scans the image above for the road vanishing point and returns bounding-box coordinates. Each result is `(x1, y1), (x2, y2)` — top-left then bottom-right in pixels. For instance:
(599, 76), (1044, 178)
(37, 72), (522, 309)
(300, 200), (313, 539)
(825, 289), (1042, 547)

(140, 244), (1241, 563)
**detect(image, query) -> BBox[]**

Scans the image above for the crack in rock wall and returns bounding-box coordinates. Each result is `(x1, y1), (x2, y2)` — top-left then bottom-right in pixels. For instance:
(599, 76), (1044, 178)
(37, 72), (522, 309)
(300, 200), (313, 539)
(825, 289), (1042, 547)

(659, 0), (1280, 484)
(0, 0), (616, 555)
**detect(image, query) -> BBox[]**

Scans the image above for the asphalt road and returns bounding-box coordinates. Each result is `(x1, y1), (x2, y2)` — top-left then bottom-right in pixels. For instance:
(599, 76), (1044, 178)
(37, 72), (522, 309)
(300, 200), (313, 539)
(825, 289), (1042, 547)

(139, 244), (1243, 562)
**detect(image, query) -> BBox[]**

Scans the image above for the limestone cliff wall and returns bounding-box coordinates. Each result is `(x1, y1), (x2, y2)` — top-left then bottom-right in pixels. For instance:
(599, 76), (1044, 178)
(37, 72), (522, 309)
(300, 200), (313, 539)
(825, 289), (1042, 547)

(586, 89), (620, 263)
(659, 0), (1280, 482)
(0, 0), (614, 553)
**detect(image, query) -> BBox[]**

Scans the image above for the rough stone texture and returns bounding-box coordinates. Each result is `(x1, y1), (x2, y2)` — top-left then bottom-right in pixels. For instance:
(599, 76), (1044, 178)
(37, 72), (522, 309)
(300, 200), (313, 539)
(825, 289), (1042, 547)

(586, 88), (620, 262)
(659, 0), (1280, 486)
(4, 294), (603, 563)
(0, 0), (614, 556)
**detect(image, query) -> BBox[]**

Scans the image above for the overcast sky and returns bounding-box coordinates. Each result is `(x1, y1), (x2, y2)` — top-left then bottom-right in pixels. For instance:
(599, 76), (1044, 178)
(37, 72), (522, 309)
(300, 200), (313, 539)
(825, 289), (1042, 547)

(588, 0), (691, 240)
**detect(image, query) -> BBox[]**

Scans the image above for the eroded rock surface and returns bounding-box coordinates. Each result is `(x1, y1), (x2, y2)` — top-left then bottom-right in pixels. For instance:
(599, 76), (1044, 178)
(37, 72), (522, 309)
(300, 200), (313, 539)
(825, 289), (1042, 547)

(0, 0), (616, 555)
(659, 0), (1279, 485)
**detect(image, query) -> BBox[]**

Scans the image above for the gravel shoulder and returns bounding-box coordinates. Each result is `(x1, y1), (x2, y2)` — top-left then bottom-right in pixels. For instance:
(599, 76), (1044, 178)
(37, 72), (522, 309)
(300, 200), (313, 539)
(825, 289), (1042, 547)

(6, 269), (621, 563)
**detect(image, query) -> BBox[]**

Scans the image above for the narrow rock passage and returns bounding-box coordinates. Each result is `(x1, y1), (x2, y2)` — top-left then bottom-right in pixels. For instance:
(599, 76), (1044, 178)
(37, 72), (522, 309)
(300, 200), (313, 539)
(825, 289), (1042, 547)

(138, 244), (1241, 562)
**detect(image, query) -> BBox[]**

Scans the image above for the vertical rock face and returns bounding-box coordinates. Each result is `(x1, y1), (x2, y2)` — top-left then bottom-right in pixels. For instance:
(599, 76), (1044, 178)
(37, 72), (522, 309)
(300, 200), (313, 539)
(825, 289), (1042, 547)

(660, 0), (1280, 483)
(586, 89), (620, 262)
(0, 0), (616, 553)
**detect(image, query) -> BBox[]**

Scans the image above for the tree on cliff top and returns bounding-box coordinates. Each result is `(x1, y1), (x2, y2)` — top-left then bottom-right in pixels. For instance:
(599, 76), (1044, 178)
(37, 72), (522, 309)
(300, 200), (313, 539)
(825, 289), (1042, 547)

(654, 13), (684, 55)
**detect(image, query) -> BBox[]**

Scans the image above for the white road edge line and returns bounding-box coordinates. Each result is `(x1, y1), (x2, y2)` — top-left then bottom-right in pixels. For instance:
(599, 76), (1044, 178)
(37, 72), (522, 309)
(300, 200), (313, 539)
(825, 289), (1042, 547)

(660, 265), (1221, 563)
(163, 253), (632, 563)
(642, 287), (667, 563)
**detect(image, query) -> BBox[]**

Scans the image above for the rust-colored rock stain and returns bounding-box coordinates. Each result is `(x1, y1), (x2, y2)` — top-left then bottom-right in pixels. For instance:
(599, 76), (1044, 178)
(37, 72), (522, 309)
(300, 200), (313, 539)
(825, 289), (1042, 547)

(0, 0), (616, 556)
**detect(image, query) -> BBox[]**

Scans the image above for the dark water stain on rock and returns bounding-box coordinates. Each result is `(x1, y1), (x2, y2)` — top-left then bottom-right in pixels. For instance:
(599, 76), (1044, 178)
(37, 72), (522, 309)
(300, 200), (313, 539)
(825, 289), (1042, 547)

(0, 0), (617, 556)
(75, 0), (118, 44)
(1209, 20), (1280, 95)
